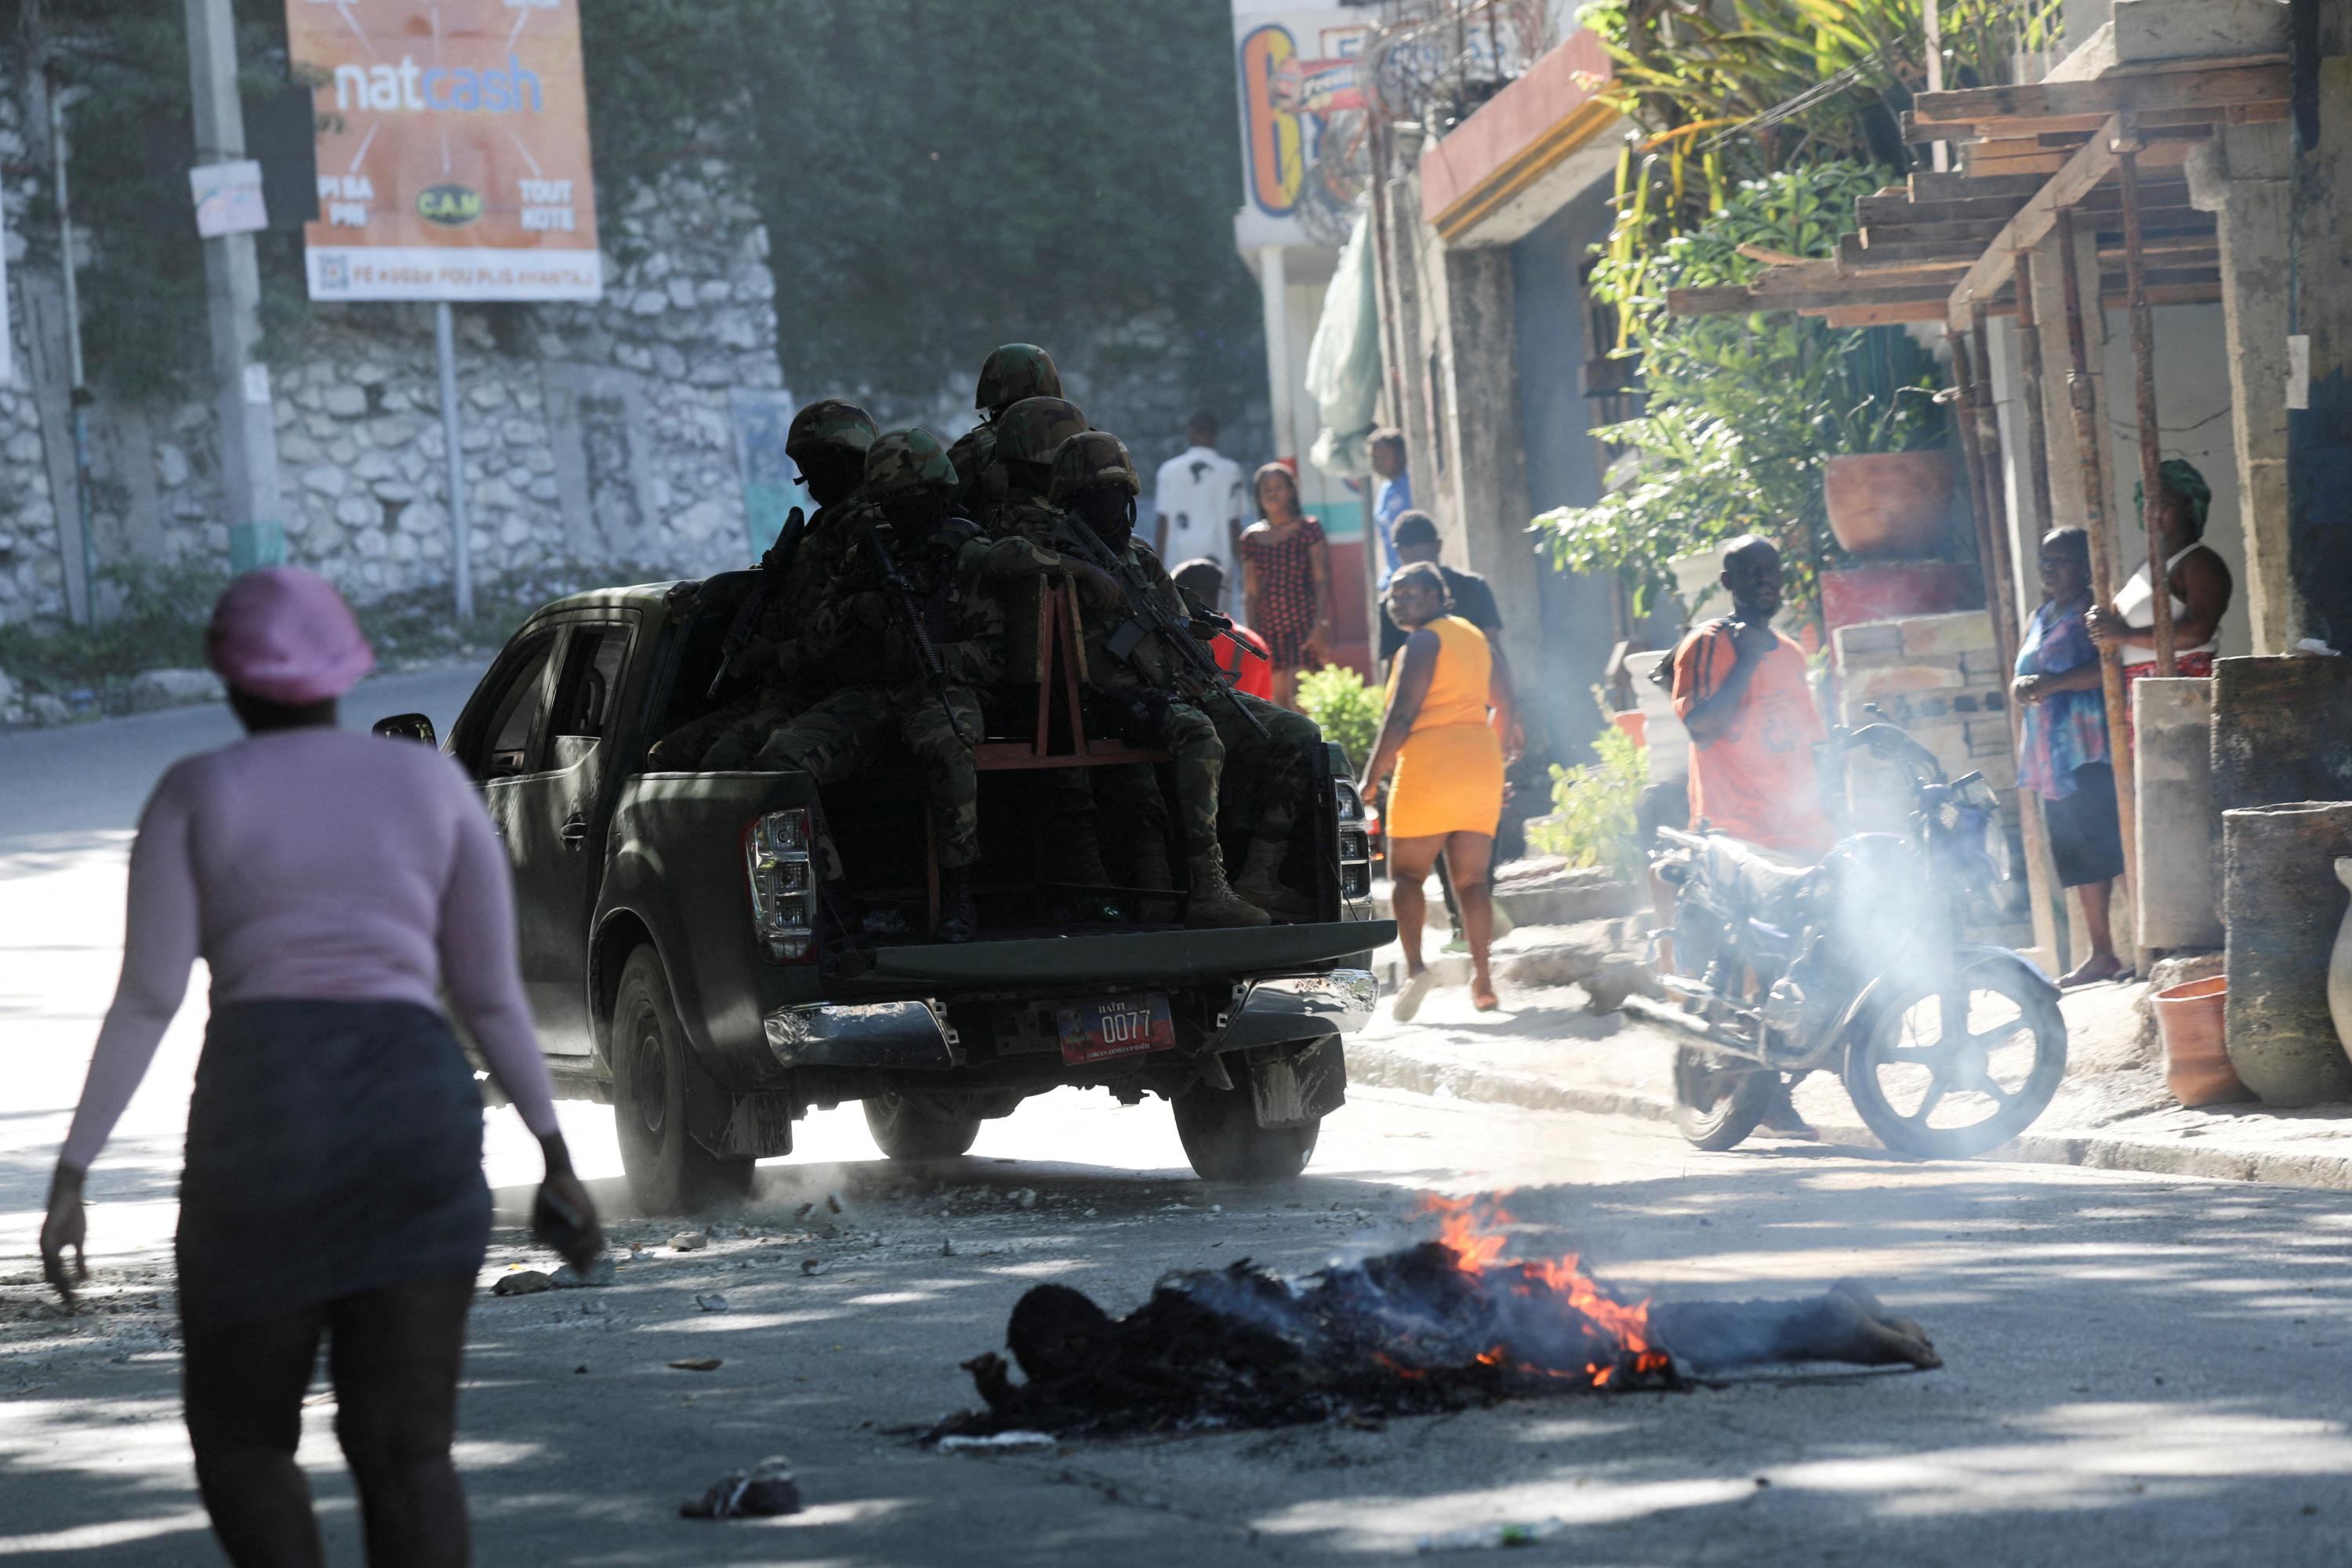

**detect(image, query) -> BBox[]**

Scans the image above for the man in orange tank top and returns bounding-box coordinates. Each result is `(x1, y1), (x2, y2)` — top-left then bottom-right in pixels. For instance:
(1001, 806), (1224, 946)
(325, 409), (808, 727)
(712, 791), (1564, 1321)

(1670, 535), (1831, 855)
(1667, 535), (1830, 1141)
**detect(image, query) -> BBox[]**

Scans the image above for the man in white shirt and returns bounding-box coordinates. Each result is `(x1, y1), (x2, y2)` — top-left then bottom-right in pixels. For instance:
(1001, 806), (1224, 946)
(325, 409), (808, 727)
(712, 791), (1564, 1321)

(1152, 412), (1246, 583)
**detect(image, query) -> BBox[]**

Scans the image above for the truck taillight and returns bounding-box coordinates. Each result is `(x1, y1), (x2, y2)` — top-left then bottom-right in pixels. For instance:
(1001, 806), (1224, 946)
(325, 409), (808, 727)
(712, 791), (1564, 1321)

(746, 808), (816, 963)
(1333, 780), (1370, 901)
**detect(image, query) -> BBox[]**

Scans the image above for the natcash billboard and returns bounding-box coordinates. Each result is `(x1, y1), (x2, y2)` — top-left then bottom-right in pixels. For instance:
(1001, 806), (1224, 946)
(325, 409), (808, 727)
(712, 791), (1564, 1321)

(289, 0), (601, 301)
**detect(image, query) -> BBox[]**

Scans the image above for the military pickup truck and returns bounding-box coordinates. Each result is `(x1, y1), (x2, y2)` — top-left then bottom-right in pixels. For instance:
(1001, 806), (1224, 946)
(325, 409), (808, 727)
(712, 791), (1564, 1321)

(376, 572), (1390, 1211)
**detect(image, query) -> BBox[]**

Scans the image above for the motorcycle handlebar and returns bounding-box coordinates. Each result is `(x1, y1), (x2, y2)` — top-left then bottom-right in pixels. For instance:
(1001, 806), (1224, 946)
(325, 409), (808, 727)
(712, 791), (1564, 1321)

(1831, 722), (1947, 785)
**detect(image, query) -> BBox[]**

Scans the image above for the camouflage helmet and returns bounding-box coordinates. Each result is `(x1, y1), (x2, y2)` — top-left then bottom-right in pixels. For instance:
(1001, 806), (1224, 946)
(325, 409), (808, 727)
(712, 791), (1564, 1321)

(784, 399), (878, 465)
(1047, 430), (1142, 507)
(992, 397), (1090, 470)
(975, 343), (1062, 414)
(862, 427), (957, 499)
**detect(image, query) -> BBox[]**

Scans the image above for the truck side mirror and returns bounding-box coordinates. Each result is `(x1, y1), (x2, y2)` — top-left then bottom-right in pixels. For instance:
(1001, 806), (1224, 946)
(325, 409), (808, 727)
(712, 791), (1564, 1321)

(373, 713), (437, 746)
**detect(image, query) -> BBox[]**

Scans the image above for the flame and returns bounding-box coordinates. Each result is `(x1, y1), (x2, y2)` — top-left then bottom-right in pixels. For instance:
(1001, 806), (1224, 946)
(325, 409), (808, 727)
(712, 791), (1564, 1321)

(1414, 1194), (1674, 1388)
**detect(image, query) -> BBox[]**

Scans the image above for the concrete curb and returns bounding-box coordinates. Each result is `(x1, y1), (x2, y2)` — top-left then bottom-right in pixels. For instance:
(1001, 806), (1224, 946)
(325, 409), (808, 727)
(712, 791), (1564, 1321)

(1344, 1040), (2352, 1192)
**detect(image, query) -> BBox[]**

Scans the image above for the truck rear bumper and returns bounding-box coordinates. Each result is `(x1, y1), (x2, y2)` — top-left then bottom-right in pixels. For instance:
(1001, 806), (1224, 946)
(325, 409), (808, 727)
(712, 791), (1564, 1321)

(764, 999), (961, 1070)
(761, 968), (1377, 1073)
(1214, 970), (1379, 1051)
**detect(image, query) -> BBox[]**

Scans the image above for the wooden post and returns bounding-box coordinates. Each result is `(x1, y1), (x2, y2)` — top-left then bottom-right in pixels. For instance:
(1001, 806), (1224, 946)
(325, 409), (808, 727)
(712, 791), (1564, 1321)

(2053, 205), (2143, 898)
(2009, 250), (2056, 539)
(2117, 125), (2180, 677)
(1951, 324), (2060, 967)
(1971, 314), (2026, 645)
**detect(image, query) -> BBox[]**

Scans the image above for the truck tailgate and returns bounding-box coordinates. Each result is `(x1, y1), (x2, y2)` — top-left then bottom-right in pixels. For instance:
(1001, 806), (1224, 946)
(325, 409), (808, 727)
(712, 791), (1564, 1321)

(835, 920), (1393, 994)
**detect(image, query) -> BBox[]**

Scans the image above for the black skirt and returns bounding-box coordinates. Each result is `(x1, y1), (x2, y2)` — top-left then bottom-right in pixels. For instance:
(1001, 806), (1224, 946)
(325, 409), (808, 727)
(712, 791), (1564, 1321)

(177, 998), (492, 1327)
(2043, 761), (2126, 889)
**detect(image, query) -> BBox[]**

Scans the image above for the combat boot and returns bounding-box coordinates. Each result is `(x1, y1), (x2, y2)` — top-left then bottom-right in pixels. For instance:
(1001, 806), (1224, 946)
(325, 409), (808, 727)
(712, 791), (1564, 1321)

(938, 866), (979, 944)
(1185, 850), (1270, 929)
(1231, 837), (1312, 920)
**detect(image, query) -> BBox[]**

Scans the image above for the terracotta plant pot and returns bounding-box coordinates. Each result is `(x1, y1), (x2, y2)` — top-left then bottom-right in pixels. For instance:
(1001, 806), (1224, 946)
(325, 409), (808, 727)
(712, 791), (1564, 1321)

(2154, 975), (2248, 1108)
(1824, 452), (1955, 559)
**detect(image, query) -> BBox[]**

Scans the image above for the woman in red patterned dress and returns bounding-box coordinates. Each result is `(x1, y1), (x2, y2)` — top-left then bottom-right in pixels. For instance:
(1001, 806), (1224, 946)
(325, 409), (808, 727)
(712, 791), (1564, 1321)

(1238, 463), (1336, 710)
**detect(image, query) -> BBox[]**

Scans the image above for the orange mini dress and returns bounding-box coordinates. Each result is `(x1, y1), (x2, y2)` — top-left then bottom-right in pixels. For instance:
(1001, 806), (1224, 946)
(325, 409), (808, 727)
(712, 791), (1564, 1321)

(1383, 615), (1504, 840)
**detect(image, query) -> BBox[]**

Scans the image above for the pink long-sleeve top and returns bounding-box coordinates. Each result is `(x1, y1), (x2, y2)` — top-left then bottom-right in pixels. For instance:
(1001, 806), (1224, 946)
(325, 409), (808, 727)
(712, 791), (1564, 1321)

(60, 728), (561, 1171)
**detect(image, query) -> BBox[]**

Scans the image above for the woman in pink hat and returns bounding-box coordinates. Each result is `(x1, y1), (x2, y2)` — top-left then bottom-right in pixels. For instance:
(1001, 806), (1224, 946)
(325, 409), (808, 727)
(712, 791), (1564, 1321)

(38, 567), (601, 1566)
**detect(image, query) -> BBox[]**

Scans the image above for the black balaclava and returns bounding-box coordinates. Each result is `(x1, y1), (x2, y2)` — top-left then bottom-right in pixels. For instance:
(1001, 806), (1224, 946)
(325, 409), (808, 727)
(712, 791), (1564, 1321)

(1073, 487), (1136, 548)
(798, 447), (866, 509)
(883, 487), (953, 547)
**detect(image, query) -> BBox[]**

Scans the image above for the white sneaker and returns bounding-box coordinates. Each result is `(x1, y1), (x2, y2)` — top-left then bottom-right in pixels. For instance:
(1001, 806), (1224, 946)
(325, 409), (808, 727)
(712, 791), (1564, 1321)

(1392, 968), (1438, 1024)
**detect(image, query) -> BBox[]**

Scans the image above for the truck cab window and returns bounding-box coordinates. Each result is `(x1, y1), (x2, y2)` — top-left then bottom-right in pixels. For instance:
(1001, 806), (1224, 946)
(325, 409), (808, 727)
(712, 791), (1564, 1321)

(556, 626), (630, 740)
(471, 635), (556, 779)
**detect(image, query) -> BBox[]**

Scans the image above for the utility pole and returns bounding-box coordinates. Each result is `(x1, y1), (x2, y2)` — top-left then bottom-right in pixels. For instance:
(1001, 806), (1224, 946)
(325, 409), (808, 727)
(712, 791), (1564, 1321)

(182, 0), (287, 573)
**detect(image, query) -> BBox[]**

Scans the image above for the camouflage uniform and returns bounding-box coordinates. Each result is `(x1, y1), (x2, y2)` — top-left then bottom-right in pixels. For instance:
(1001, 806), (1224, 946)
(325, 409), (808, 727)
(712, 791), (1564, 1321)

(963, 396), (1116, 892)
(752, 432), (1005, 873)
(947, 344), (1063, 509)
(1040, 433), (1276, 926)
(647, 399), (879, 770)
(967, 395), (1088, 543)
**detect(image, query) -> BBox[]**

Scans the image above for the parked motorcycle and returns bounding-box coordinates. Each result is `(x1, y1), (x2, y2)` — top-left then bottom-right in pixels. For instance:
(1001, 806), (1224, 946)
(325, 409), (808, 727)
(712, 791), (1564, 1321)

(1626, 723), (2066, 1159)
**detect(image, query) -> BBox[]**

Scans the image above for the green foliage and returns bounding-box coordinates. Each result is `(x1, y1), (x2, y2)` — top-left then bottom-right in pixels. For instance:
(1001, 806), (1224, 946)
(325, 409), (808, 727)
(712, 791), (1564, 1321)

(1524, 706), (1650, 883)
(0, 557), (230, 694)
(1293, 664), (1381, 772)
(575, 0), (1265, 416)
(13, 0), (1261, 419)
(5, 0), (307, 398)
(1581, 0), (2067, 317)
(1534, 162), (1944, 619)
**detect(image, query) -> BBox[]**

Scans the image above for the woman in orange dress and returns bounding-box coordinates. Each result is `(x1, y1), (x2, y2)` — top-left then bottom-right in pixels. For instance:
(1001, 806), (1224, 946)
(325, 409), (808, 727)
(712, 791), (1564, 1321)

(1360, 562), (1518, 1017)
(1238, 463), (1335, 710)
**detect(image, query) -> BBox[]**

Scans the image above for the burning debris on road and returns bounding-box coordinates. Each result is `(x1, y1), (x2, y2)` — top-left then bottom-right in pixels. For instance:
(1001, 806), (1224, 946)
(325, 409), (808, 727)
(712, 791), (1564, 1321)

(939, 1197), (1940, 1439)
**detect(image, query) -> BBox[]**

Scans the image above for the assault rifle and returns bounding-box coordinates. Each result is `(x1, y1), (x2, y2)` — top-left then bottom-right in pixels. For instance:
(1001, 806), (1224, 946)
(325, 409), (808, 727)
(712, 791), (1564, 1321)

(1053, 521), (1268, 740)
(858, 523), (974, 746)
(706, 506), (807, 699)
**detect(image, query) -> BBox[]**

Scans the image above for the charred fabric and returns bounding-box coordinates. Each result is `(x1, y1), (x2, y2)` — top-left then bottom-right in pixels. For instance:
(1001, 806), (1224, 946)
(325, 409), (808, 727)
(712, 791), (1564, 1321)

(936, 1205), (1941, 1439)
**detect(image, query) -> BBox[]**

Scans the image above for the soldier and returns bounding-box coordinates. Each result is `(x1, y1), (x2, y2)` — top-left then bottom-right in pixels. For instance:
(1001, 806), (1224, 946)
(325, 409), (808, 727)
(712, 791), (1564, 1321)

(968, 394), (1091, 543)
(964, 394), (1126, 903)
(947, 343), (1062, 509)
(1030, 430), (1272, 929)
(646, 399), (878, 769)
(750, 429), (1004, 942)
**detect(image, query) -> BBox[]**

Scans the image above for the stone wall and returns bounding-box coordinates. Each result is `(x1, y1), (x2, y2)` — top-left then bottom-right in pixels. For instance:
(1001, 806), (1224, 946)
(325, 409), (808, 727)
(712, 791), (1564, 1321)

(1, 74), (781, 626)
(1831, 611), (2019, 851)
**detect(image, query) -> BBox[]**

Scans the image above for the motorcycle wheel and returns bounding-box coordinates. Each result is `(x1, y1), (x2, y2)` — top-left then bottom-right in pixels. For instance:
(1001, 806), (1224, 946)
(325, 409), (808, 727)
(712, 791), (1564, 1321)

(1842, 965), (2067, 1159)
(1671, 1047), (1777, 1151)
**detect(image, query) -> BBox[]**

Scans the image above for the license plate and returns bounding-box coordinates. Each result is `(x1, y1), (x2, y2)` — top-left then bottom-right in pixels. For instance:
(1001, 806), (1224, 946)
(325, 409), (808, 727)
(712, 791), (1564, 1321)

(1057, 993), (1176, 1065)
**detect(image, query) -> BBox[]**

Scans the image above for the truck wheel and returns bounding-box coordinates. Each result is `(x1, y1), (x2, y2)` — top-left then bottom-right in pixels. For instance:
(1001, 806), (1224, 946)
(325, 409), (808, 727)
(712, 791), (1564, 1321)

(609, 948), (756, 1214)
(1173, 1079), (1318, 1182)
(863, 1093), (982, 1161)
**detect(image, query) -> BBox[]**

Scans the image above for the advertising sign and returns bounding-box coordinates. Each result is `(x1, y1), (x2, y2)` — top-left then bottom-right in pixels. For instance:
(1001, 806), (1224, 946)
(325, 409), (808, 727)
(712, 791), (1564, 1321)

(1233, 9), (1369, 229)
(286, 0), (601, 301)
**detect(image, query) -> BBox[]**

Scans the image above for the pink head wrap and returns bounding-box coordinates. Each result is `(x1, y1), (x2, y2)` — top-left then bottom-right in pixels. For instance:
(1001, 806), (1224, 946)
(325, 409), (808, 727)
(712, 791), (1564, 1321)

(206, 568), (376, 704)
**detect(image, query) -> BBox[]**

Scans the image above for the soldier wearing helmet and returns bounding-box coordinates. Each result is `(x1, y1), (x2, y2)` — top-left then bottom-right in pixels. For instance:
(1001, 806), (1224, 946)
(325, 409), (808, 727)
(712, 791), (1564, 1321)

(745, 429), (1006, 942)
(648, 398), (880, 769)
(1011, 430), (1280, 929)
(947, 344), (1062, 505)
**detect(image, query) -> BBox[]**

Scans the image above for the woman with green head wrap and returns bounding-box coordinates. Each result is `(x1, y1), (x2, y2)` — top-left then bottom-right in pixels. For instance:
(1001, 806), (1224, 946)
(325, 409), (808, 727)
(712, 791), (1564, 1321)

(2086, 456), (2235, 709)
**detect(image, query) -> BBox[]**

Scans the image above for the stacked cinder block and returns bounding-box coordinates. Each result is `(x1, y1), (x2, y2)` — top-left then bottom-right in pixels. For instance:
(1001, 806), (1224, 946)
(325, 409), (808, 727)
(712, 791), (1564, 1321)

(1830, 612), (2017, 838)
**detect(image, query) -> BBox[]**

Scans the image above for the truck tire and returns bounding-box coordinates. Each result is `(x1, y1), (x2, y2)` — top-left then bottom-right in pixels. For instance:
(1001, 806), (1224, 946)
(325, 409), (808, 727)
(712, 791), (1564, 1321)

(862, 1093), (982, 1161)
(609, 948), (756, 1214)
(1172, 1079), (1319, 1182)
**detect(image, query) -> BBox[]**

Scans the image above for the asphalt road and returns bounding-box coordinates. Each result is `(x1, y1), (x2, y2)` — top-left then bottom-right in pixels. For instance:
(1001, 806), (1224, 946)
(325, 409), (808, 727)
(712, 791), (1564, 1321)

(5, 678), (2352, 1566)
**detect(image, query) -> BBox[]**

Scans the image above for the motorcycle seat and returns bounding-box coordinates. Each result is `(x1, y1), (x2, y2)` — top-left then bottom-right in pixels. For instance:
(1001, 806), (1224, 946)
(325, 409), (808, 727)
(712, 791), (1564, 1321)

(1697, 834), (1817, 913)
